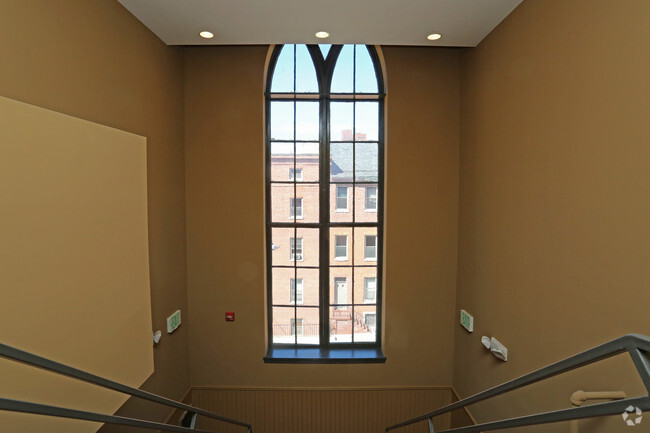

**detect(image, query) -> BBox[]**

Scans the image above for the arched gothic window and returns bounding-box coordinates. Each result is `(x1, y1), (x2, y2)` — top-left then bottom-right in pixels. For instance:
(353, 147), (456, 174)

(265, 44), (384, 357)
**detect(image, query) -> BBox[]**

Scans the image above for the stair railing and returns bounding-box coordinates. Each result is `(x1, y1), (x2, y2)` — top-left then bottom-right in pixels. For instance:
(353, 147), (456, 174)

(385, 334), (650, 433)
(0, 342), (252, 433)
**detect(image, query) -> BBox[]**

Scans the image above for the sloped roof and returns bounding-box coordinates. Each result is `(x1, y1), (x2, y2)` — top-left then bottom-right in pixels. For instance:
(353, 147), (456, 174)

(330, 142), (378, 183)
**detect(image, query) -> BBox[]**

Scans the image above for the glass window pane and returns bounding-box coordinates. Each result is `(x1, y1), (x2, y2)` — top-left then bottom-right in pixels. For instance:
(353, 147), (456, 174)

(272, 306), (296, 344)
(297, 268), (319, 306)
(354, 305), (377, 343)
(295, 142), (319, 182)
(270, 101), (294, 141)
(296, 307), (319, 345)
(355, 45), (379, 93)
(297, 227), (319, 267)
(330, 306), (352, 343)
(296, 45), (319, 93)
(295, 184), (318, 223)
(330, 226), (352, 266)
(319, 44), (332, 59)
(270, 45), (294, 93)
(330, 184), (353, 223)
(355, 142), (378, 182)
(330, 142), (353, 182)
(270, 142), (294, 182)
(296, 101), (319, 141)
(330, 45), (354, 93)
(355, 102), (379, 141)
(270, 184), (294, 223)
(330, 102), (354, 142)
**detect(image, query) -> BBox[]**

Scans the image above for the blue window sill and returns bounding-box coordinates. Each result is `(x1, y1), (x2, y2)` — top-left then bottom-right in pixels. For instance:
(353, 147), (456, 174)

(264, 347), (386, 364)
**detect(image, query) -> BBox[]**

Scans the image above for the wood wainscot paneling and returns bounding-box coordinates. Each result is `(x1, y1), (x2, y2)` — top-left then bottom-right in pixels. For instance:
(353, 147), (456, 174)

(191, 387), (456, 433)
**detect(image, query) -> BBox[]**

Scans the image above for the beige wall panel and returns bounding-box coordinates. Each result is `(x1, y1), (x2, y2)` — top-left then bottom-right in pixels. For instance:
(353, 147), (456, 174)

(0, 96), (153, 432)
(455, 1), (650, 432)
(192, 387), (453, 433)
(185, 46), (459, 387)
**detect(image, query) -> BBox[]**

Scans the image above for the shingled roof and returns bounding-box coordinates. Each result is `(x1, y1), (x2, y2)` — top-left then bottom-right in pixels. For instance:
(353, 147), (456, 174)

(270, 142), (379, 183)
(330, 142), (378, 183)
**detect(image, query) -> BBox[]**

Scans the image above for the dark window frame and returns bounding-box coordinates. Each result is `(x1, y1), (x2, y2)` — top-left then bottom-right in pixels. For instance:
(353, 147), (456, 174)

(265, 44), (385, 360)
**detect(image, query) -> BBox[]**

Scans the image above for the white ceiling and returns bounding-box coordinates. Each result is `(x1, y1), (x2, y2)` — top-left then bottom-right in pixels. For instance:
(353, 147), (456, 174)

(117, 0), (523, 47)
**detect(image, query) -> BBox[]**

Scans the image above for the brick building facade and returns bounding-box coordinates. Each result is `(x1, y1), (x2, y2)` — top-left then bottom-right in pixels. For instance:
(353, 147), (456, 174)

(270, 132), (378, 344)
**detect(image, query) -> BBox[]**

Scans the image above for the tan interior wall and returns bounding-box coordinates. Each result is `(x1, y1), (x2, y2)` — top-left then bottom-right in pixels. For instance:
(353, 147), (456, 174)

(191, 387), (453, 433)
(0, 1), (190, 429)
(454, 0), (650, 431)
(185, 46), (459, 387)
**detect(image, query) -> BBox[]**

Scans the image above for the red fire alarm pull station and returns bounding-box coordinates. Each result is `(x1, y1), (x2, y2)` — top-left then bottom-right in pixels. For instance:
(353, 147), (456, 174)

(225, 312), (235, 321)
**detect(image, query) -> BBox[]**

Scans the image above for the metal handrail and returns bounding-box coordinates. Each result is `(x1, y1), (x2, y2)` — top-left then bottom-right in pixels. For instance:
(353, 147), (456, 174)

(386, 334), (650, 433)
(0, 342), (252, 433)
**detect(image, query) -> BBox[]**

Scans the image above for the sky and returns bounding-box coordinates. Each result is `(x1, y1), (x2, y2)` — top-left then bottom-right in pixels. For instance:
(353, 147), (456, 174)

(270, 44), (380, 148)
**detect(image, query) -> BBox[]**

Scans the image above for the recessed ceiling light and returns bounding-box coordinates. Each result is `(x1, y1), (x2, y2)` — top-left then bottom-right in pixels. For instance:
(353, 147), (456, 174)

(199, 31), (214, 39)
(315, 31), (330, 39)
(427, 33), (442, 41)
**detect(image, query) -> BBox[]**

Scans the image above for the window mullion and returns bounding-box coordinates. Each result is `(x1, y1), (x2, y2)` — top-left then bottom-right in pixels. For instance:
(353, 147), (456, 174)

(319, 91), (330, 348)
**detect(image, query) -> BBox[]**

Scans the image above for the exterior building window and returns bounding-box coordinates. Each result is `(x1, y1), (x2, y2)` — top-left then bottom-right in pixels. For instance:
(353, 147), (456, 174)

(364, 313), (376, 330)
(364, 277), (376, 303)
(336, 186), (348, 211)
(289, 168), (303, 181)
(365, 186), (377, 211)
(290, 197), (303, 219)
(365, 235), (377, 260)
(266, 44), (384, 350)
(290, 237), (303, 261)
(335, 235), (348, 260)
(291, 318), (304, 336)
(290, 278), (304, 304)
